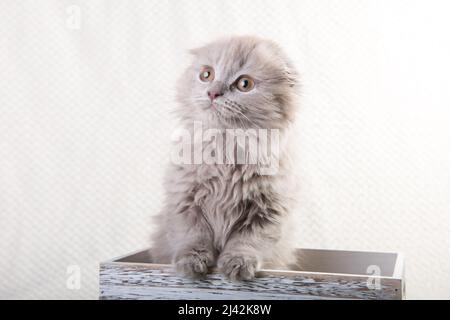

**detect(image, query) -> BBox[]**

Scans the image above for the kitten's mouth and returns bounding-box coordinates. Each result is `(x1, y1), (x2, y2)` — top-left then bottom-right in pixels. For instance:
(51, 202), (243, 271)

(209, 101), (228, 119)
(200, 102), (216, 111)
(210, 101), (221, 110)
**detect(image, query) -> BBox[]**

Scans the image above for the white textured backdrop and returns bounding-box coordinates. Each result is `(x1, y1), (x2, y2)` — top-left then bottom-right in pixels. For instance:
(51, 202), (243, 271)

(1, 0), (450, 299)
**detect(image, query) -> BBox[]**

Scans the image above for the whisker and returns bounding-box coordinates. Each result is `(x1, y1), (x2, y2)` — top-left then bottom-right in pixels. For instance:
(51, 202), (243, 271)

(217, 103), (245, 128)
(223, 101), (260, 128)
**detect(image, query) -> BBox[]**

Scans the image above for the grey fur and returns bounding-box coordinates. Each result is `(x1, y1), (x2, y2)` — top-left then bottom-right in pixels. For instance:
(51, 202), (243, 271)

(152, 36), (300, 281)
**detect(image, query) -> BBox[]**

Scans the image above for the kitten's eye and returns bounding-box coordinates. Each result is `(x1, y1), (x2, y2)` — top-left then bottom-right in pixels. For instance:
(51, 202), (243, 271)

(199, 66), (214, 82)
(236, 76), (255, 92)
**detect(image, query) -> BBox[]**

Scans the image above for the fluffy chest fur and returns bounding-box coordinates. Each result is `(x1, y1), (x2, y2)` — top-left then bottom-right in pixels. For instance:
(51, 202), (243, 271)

(186, 165), (278, 250)
(191, 164), (256, 250)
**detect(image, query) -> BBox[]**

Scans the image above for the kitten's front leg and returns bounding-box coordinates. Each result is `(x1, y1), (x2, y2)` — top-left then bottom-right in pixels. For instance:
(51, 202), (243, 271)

(218, 248), (259, 282)
(218, 223), (280, 282)
(174, 241), (215, 279)
(173, 206), (216, 279)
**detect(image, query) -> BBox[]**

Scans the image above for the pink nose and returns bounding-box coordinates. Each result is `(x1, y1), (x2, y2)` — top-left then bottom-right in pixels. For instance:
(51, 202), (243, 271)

(207, 90), (222, 101)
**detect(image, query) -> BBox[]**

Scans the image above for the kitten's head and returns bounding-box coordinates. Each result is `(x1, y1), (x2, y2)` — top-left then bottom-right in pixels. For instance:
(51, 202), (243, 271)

(176, 36), (299, 129)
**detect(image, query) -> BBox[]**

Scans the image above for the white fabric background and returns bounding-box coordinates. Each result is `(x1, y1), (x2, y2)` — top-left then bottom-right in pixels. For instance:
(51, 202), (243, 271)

(1, 0), (449, 299)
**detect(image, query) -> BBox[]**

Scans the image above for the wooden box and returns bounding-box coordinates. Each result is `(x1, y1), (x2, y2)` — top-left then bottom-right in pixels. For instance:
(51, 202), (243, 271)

(99, 248), (405, 300)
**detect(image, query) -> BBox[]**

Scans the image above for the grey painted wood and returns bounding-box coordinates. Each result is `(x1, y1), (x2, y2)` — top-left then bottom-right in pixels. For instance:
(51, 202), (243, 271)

(99, 248), (404, 300)
(100, 285), (336, 300)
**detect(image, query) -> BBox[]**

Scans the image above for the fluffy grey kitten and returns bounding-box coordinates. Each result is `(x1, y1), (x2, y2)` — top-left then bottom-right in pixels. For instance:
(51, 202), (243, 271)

(152, 36), (299, 281)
